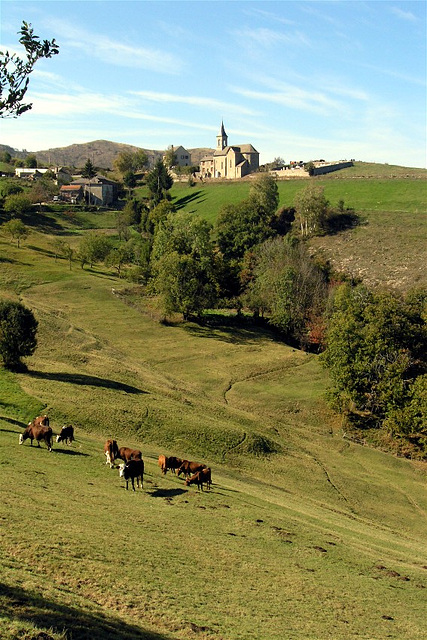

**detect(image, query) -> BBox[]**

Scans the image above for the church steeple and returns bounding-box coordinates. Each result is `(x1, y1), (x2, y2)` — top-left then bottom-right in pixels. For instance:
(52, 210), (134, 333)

(216, 120), (228, 150)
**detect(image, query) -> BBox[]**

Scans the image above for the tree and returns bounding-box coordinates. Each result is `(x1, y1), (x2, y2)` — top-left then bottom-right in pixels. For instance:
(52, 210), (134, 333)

(81, 158), (97, 205)
(321, 284), (426, 435)
(2, 183), (23, 197)
(293, 184), (328, 237)
(123, 170), (137, 195)
(78, 232), (111, 268)
(242, 236), (328, 345)
(113, 149), (148, 174)
(0, 300), (38, 370)
(53, 238), (73, 269)
(2, 218), (28, 247)
(164, 145), (178, 169)
(151, 212), (218, 319)
(25, 154), (37, 168)
(0, 151), (12, 163)
(146, 159), (173, 206)
(4, 193), (33, 217)
(249, 172), (279, 218)
(0, 21), (59, 118)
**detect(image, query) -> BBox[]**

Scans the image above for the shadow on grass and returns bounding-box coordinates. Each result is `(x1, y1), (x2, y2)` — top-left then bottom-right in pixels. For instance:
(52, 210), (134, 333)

(0, 416), (28, 429)
(149, 488), (187, 498)
(183, 317), (282, 346)
(29, 371), (147, 395)
(0, 581), (168, 640)
(53, 448), (89, 457)
(21, 210), (64, 233)
(172, 190), (206, 210)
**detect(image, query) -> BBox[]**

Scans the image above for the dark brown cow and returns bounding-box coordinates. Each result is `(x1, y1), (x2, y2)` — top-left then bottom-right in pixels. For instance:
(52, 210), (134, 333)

(117, 447), (143, 463)
(104, 439), (119, 468)
(158, 455), (184, 475)
(56, 425), (74, 444)
(185, 467), (212, 491)
(19, 423), (53, 451)
(119, 459), (144, 491)
(177, 460), (206, 478)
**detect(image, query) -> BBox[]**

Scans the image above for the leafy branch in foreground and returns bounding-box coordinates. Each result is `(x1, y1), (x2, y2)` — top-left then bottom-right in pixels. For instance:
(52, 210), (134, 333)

(0, 21), (59, 117)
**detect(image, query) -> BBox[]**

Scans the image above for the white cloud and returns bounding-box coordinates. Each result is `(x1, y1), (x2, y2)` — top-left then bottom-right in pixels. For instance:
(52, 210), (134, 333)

(130, 90), (259, 116)
(231, 82), (344, 115)
(391, 7), (417, 22)
(233, 27), (311, 49)
(44, 17), (183, 74)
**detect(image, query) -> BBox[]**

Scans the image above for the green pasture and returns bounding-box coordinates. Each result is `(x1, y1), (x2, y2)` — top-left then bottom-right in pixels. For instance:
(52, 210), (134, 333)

(0, 166), (426, 639)
(170, 175), (426, 225)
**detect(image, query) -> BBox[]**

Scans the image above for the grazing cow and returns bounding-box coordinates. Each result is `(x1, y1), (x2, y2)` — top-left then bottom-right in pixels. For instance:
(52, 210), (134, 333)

(117, 446), (143, 463)
(33, 414), (50, 428)
(56, 424), (74, 444)
(185, 467), (212, 491)
(104, 439), (119, 468)
(19, 423), (53, 451)
(158, 455), (184, 475)
(119, 459), (144, 491)
(177, 460), (206, 478)
(158, 454), (167, 474)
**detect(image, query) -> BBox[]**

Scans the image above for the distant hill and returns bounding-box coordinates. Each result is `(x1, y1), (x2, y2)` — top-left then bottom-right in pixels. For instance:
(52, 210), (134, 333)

(0, 140), (214, 170)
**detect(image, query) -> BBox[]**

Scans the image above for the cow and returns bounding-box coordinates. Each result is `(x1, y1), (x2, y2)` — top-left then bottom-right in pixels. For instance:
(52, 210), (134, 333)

(104, 439), (119, 468)
(185, 467), (212, 491)
(119, 459), (144, 491)
(177, 460), (207, 478)
(158, 455), (184, 475)
(33, 415), (50, 428)
(19, 422), (53, 452)
(56, 424), (74, 444)
(117, 447), (143, 463)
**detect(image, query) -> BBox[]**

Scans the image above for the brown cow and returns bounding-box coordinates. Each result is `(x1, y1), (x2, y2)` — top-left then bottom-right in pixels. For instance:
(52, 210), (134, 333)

(117, 447), (143, 463)
(177, 460), (206, 478)
(19, 422), (53, 451)
(56, 425), (74, 444)
(185, 467), (212, 491)
(33, 415), (50, 428)
(104, 439), (119, 468)
(158, 455), (183, 475)
(119, 459), (144, 491)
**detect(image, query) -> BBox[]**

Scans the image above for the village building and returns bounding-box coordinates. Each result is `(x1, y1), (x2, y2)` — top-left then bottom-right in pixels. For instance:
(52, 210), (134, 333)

(68, 175), (118, 206)
(59, 184), (84, 204)
(163, 145), (192, 168)
(199, 122), (259, 179)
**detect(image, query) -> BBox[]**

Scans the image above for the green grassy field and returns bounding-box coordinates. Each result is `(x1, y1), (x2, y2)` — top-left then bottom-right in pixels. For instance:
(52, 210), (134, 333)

(0, 165), (426, 639)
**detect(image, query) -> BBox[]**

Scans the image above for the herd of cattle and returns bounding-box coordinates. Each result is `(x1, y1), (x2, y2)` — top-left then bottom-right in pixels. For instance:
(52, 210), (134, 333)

(19, 415), (212, 492)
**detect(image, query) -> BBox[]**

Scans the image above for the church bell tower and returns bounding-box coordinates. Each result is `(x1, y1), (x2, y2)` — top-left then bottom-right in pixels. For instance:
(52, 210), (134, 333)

(216, 120), (228, 150)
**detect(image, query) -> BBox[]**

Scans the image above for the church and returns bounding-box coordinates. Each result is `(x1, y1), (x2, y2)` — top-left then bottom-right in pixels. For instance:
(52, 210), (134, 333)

(199, 122), (259, 179)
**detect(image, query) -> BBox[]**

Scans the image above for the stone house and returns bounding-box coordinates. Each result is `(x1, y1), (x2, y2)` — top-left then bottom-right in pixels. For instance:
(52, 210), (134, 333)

(163, 145), (192, 168)
(199, 122), (259, 179)
(69, 175), (118, 206)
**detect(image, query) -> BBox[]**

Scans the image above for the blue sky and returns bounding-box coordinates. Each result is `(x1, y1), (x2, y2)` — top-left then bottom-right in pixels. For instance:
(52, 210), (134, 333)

(1, 0), (426, 167)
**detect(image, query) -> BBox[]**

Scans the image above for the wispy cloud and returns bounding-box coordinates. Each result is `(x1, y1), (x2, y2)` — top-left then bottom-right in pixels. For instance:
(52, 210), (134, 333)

(233, 27), (311, 49)
(231, 73), (346, 115)
(391, 7), (418, 22)
(130, 90), (259, 116)
(243, 8), (296, 26)
(44, 18), (183, 74)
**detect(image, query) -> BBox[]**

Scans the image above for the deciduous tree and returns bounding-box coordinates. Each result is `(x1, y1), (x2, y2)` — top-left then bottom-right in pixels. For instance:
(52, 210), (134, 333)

(0, 21), (59, 117)
(2, 218), (28, 247)
(0, 300), (38, 370)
